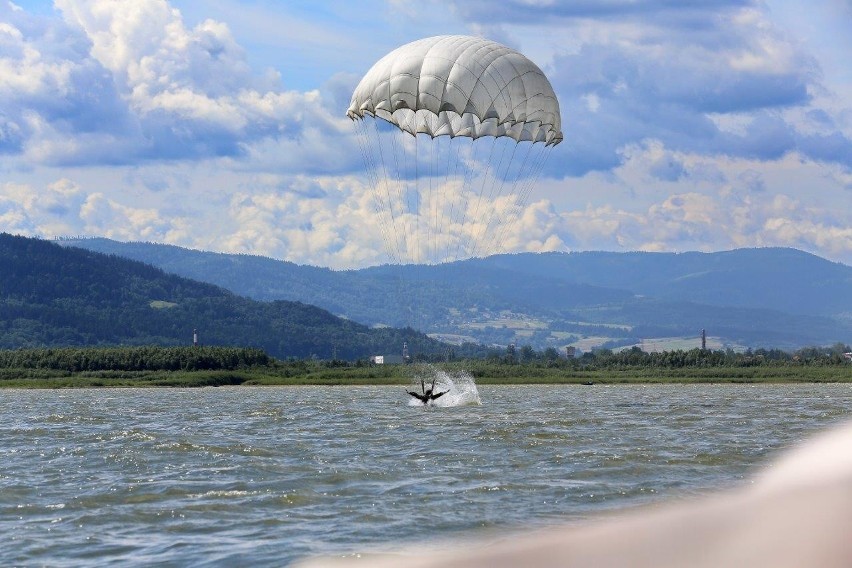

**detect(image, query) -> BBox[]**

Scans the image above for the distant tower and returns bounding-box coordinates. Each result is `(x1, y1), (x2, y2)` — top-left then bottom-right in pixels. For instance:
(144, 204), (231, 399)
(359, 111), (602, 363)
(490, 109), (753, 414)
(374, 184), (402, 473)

(701, 328), (706, 351)
(193, 329), (198, 347)
(402, 341), (410, 363)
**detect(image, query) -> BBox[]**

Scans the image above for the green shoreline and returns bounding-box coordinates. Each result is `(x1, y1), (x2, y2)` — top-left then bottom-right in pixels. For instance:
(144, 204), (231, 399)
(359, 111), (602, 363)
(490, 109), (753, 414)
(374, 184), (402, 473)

(3, 346), (850, 388)
(3, 365), (852, 389)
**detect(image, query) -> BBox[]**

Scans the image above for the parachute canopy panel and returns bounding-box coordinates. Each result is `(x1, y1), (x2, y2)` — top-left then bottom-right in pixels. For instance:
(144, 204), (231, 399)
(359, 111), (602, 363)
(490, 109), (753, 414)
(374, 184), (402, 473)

(347, 35), (563, 146)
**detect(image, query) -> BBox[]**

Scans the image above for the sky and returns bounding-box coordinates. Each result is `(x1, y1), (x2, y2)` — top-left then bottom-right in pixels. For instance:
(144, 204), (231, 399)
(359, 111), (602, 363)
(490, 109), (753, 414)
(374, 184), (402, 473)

(1, 0), (851, 268)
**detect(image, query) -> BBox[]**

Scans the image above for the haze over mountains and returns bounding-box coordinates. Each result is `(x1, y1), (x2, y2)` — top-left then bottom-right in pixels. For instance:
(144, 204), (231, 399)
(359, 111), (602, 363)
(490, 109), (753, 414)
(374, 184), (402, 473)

(61, 238), (852, 351)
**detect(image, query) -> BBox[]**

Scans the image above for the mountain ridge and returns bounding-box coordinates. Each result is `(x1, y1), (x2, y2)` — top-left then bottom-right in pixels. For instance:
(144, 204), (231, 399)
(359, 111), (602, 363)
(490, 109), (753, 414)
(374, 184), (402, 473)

(0, 233), (444, 359)
(471, 248), (852, 317)
(59, 237), (852, 350)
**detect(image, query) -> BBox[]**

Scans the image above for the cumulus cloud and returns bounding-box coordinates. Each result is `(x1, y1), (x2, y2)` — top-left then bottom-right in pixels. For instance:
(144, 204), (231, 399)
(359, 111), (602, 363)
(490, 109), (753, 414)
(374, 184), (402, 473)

(0, 5), (137, 159)
(4, 0), (849, 178)
(79, 192), (188, 241)
(440, 0), (852, 178)
(0, 0), (849, 269)
(533, 142), (852, 261)
(216, 175), (387, 267)
(0, 177), (86, 235)
(0, 0), (349, 166)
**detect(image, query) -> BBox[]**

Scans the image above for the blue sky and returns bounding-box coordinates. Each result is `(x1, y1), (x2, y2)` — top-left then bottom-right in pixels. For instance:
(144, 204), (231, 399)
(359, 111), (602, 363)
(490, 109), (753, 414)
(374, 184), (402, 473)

(1, 0), (850, 268)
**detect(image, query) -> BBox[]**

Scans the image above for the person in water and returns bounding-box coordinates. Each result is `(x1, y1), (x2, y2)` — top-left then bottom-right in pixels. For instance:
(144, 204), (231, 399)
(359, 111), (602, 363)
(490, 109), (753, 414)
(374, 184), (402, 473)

(407, 377), (448, 405)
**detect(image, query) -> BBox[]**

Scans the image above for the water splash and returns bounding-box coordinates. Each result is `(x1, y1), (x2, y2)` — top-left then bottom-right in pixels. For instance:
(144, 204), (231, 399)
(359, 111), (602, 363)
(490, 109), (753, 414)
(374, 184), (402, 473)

(406, 365), (482, 407)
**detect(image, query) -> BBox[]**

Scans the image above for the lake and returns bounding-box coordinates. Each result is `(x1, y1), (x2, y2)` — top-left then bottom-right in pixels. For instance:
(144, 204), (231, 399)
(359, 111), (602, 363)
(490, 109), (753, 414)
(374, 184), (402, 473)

(2, 383), (850, 566)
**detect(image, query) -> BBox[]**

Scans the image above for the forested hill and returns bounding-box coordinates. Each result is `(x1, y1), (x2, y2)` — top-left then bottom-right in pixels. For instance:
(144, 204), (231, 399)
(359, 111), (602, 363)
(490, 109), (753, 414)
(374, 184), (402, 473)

(471, 248), (852, 318)
(60, 237), (852, 350)
(0, 233), (440, 359)
(62, 238), (852, 318)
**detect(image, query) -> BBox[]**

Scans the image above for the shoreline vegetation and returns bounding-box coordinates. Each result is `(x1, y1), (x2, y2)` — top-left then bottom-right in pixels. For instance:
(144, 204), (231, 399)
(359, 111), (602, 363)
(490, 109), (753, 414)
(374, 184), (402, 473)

(1, 346), (851, 388)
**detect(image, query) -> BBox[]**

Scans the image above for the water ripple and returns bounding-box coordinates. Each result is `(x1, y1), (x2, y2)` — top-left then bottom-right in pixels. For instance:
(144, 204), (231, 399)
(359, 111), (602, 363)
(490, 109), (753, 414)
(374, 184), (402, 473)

(1, 384), (850, 566)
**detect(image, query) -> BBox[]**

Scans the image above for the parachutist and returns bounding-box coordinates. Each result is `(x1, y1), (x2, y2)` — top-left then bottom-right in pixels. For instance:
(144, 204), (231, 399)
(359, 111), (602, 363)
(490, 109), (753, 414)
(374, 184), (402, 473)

(407, 376), (448, 405)
(406, 388), (448, 405)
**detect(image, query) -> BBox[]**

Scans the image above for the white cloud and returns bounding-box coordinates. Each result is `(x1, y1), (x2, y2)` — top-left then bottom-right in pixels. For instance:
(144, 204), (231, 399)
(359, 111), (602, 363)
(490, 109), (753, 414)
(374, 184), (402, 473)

(79, 192), (190, 242)
(0, 178), (86, 235)
(532, 145), (852, 261)
(0, 0), (349, 166)
(0, 0), (849, 269)
(436, 0), (852, 179)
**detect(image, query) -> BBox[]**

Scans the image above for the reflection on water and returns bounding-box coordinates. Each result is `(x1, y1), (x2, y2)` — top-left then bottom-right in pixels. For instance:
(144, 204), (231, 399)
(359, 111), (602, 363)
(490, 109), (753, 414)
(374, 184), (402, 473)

(1, 384), (850, 566)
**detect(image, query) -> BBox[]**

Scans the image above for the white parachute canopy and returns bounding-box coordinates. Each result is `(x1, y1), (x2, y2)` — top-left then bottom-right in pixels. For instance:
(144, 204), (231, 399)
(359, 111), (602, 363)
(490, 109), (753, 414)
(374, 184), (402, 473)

(348, 35), (562, 145)
(349, 35), (563, 266)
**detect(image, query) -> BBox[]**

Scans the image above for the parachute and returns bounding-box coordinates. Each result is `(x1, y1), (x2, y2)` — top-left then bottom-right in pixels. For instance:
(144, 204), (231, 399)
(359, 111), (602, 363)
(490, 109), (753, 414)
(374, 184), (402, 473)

(348, 35), (562, 145)
(349, 35), (562, 336)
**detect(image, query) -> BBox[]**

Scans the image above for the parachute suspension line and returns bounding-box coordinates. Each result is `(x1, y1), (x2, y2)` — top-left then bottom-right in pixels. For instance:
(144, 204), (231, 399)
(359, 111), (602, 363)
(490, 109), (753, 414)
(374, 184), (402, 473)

(413, 130), (419, 266)
(455, 135), (499, 261)
(369, 118), (406, 264)
(517, 145), (553, 216)
(466, 135), (514, 259)
(486, 140), (540, 258)
(428, 118), (435, 266)
(434, 130), (443, 264)
(449, 136), (479, 262)
(489, 145), (553, 259)
(436, 137), (459, 262)
(441, 137), (463, 264)
(474, 135), (513, 255)
(356, 119), (412, 338)
(443, 137), (463, 263)
(395, 112), (419, 333)
(387, 117), (412, 267)
(356, 119), (400, 266)
(481, 139), (540, 259)
(438, 134), (453, 264)
(466, 137), (508, 258)
(368, 119), (396, 261)
(432, 135), (440, 264)
(468, 138), (521, 259)
(412, 129), (423, 335)
(361, 122), (400, 262)
(399, 124), (416, 265)
(433, 130), (442, 265)
(489, 141), (535, 254)
(500, 144), (549, 246)
(400, 128), (418, 269)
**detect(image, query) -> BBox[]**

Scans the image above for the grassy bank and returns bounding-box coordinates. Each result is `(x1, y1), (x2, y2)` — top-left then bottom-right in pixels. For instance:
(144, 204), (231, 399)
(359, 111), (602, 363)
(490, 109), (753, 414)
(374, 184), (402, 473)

(3, 346), (851, 388)
(2, 363), (851, 388)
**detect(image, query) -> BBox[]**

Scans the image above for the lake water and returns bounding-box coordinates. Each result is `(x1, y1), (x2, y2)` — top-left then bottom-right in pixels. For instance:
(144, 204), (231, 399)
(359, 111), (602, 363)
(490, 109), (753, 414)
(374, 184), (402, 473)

(2, 383), (851, 566)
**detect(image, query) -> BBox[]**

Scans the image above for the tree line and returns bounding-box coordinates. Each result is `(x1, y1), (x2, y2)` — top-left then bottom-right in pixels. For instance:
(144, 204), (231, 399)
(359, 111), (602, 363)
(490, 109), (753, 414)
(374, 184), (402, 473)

(0, 346), (271, 372)
(476, 343), (852, 369)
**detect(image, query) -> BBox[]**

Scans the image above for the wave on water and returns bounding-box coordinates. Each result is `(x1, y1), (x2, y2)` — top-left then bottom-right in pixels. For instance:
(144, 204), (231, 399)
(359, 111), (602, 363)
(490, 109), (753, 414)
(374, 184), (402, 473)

(407, 365), (481, 407)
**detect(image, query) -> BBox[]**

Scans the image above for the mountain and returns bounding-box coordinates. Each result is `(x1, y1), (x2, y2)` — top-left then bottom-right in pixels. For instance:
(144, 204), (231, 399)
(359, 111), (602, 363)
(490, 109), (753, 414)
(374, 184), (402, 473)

(59, 237), (852, 351)
(55, 237), (633, 325)
(0, 233), (444, 359)
(472, 249), (852, 318)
